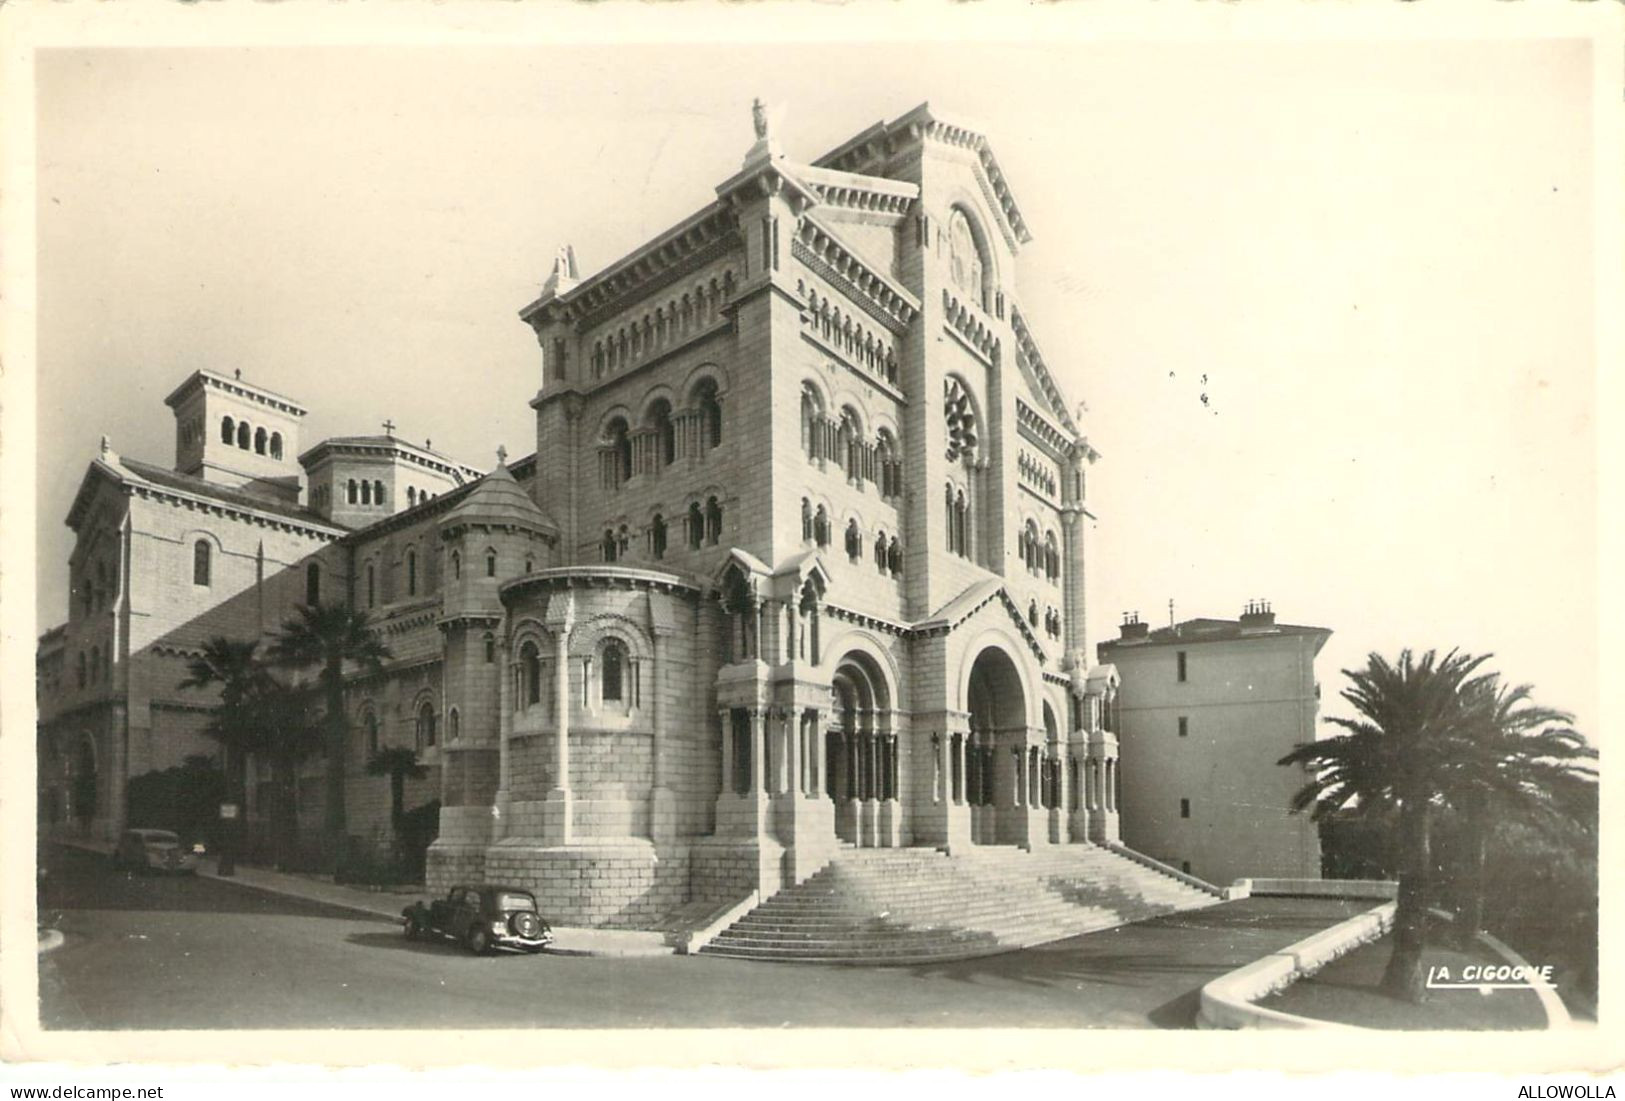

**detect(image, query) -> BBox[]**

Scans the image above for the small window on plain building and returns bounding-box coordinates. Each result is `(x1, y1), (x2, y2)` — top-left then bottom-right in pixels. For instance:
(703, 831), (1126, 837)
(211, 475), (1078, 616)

(193, 541), (212, 587)
(1176, 651), (1188, 682)
(1177, 716), (1188, 738)
(1180, 798), (1190, 819)
(486, 549), (497, 577)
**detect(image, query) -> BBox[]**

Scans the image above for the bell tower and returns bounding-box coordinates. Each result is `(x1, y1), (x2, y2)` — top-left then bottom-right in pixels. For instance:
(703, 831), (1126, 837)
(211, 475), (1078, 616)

(163, 369), (306, 506)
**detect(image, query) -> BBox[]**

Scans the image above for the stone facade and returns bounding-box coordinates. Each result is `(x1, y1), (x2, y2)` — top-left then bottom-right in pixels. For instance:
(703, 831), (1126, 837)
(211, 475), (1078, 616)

(40, 103), (1131, 929)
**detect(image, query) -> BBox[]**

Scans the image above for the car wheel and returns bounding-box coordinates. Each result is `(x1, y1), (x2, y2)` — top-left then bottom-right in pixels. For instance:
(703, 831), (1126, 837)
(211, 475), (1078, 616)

(466, 926), (491, 955)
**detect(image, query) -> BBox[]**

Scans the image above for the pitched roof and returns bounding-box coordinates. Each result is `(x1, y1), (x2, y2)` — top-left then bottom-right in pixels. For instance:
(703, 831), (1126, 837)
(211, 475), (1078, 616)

(437, 462), (558, 534)
(1099, 616), (1332, 655)
(118, 458), (339, 531)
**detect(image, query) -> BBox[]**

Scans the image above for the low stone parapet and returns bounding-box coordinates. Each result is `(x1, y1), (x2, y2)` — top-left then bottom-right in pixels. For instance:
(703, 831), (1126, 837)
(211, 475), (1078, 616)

(1239, 877), (1397, 900)
(1197, 902), (1397, 1029)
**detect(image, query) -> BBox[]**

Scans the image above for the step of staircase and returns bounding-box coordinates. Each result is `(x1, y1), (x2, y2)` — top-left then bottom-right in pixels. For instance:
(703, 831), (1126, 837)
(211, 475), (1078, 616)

(699, 843), (1220, 965)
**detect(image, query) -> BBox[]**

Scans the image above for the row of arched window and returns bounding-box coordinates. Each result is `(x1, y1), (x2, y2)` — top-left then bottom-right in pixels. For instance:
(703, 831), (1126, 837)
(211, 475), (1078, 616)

(590, 272), (736, 380)
(78, 559), (115, 618)
(801, 498), (903, 578)
(356, 699), (457, 761)
(800, 384), (904, 497)
(220, 416), (284, 460)
(347, 479), (387, 507)
(75, 644), (112, 689)
(1026, 600), (1063, 640)
(599, 379), (724, 490)
(515, 636), (636, 712)
(801, 289), (900, 386)
(1018, 521), (1061, 583)
(1018, 450), (1058, 499)
(602, 498), (723, 563)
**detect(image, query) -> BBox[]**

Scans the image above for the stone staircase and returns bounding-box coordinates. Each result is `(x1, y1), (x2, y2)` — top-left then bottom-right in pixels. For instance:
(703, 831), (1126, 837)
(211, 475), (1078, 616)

(698, 844), (1223, 964)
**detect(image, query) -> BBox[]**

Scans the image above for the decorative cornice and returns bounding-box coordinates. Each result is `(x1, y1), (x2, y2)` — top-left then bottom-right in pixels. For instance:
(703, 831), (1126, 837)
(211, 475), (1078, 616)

(163, 369), (308, 418)
(128, 482), (342, 542)
(298, 438), (482, 483)
(914, 583), (1047, 662)
(822, 601), (910, 637)
(500, 565), (702, 605)
(792, 216), (919, 333)
(436, 612), (504, 633)
(941, 288), (999, 364)
(520, 205), (739, 332)
(1016, 398), (1072, 461)
(1009, 305), (1080, 439)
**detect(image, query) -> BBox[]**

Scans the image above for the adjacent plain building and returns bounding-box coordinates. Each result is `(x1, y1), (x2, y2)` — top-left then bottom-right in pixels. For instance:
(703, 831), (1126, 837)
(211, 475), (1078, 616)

(1096, 603), (1330, 886)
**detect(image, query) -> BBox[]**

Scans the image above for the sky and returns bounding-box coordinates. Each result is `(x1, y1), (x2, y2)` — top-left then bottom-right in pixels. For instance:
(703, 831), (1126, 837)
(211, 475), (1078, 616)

(30, 37), (1599, 737)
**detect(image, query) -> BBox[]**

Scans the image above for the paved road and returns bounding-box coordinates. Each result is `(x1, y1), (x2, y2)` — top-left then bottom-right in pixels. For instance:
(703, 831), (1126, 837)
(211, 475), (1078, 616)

(38, 845), (1365, 1030)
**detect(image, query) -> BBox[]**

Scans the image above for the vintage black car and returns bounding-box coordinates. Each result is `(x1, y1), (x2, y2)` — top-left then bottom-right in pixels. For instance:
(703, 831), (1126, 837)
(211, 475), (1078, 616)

(402, 884), (553, 954)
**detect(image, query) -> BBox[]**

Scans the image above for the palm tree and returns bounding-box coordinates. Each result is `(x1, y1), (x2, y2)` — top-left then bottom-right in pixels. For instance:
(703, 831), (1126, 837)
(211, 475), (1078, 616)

(178, 637), (273, 876)
(267, 604), (392, 863)
(1279, 648), (1494, 1003)
(1448, 677), (1596, 939)
(250, 678), (327, 869)
(366, 746), (429, 833)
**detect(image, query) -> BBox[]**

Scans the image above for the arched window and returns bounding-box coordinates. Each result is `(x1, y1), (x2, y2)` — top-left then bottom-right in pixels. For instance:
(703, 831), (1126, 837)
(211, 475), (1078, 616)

(838, 407), (862, 476)
(650, 514), (667, 559)
(844, 519), (862, 560)
(406, 549), (417, 596)
(361, 480), (372, 506)
(407, 487), (417, 507)
(416, 701), (437, 751)
(448, 708), (461, 742)
(603, 417), (632, 489)
(305, 562), (321, 607)
(694, 379), (722, 450)
(888, 536), (903, 576)
(944, 376), (978, 464)
(221, 416), (235, 444)
(1028, 600), (1039, 627)
(688, 502), (704, 549)
(524, 556), (534, 574)
(270, 432), (283, 460)
(486, 549), (497, 577)
(602, 529), (618, 563)
(451, 550), (461, 580)
(945, 482), (958, 553)
(483, 632), (496, 664)
(802, 498), (814, 542)
(373, 480), (385, 508)
(193, 540), (211, 587)
(1045, 532), (1060, 582)
(601, 639), (627, 703)
(876, 429), (899, 497)
(705, 497), (723, 545)
(237, 421), (251, 450)
(366, 563), (376, 608)
(954, 489), (969, 559)
(948, 207), (989, 311)
(363, 709), (379, 759)
(520, 640), (541, 706)
(347, 479), (358, 505)
(874, 531), (888, 571)
(254, 427), (268, 455)
(646, 399), (675, 468)
(813, 505), (829, 547)
(800, 383), (823, 460)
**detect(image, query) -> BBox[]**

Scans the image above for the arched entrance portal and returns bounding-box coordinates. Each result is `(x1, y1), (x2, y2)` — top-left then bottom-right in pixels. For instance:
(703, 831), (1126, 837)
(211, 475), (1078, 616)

(825, 651), (897, 846)
(965, 646), (1028, 845)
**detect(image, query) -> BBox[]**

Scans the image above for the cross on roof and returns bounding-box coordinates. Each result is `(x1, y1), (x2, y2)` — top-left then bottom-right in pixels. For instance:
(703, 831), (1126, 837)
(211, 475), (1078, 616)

(496, 445), (508, 465)
(382, 419), (396, 436)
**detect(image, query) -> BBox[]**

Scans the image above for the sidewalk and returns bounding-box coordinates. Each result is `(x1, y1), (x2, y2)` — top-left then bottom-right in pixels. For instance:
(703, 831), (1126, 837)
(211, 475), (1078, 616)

(48, 836), (672, 958)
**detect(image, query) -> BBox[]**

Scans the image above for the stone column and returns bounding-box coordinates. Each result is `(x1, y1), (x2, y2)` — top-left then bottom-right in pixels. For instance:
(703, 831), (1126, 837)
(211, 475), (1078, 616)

(494, 635), (513, 841)
(750, 708), (766, 796)
(718, 708), (735, 795)
(648, 628), (675, 844)
(784, 708), (800, 799)
(544, 601), (574, 845)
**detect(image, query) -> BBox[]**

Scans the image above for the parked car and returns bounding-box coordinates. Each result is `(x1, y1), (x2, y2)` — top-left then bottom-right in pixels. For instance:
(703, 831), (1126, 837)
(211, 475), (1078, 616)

(112, 828), (201, 875)
(402, 884), (552, 954)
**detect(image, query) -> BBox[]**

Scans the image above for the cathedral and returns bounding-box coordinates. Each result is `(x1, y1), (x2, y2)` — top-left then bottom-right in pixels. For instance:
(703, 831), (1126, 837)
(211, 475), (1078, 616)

(39, 103), (1164, 936)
